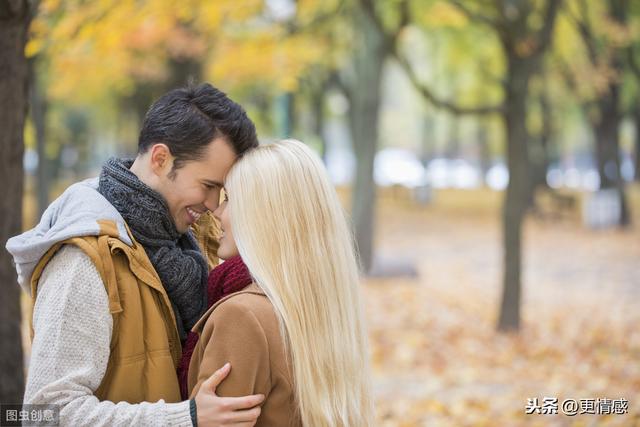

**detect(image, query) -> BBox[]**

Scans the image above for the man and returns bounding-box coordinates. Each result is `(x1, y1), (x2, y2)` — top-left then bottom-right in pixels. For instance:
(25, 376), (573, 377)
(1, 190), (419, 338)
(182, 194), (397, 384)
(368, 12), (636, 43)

(6, 83), (263, 426)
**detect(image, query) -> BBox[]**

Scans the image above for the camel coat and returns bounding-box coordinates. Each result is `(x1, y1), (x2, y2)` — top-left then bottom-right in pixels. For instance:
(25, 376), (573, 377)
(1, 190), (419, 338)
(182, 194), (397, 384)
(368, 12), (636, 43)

(188, 283), (301, 426)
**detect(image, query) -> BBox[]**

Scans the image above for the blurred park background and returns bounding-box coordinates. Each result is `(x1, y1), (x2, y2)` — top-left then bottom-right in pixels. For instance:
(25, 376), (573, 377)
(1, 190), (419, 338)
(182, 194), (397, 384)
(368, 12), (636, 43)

(1, 0), (640, 425)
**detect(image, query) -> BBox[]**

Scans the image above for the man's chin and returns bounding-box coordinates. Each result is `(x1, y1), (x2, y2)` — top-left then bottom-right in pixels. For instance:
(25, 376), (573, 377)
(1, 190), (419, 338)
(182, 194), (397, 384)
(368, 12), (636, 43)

(176, 223), (190, 234)
(172, 216), (190, 234)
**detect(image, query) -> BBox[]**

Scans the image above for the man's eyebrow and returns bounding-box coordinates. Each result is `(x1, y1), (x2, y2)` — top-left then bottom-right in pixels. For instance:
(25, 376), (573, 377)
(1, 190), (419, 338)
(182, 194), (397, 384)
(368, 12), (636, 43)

(203, 179), (224, 187)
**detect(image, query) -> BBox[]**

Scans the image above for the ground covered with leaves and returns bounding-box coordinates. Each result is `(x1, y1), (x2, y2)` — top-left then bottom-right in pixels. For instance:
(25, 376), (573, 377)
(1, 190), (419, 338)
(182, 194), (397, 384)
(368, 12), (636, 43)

(20, 186), (639, 426)
(364, 187), (640, 426)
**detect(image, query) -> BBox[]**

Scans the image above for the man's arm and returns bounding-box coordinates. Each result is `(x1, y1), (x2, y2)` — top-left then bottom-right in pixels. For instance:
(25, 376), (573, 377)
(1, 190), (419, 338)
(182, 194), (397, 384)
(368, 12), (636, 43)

(190, 300), (271, 400)
(27, 245), (192, 426)
(27, 245), (263, 427)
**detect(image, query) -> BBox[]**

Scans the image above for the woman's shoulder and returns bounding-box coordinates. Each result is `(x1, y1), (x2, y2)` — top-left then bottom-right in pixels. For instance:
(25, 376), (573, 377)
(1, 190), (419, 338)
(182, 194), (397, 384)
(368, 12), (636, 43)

(210, 284), (277, 326)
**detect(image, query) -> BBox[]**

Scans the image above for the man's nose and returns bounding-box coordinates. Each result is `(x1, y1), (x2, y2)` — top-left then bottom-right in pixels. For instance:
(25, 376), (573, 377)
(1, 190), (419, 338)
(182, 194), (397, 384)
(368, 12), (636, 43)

(204, 195), (219, 215)
(212, 202), (224, 220)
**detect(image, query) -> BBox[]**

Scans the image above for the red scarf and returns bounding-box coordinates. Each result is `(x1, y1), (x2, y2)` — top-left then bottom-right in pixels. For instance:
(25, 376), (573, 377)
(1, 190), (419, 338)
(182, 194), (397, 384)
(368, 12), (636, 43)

(177, 255), (253, 399)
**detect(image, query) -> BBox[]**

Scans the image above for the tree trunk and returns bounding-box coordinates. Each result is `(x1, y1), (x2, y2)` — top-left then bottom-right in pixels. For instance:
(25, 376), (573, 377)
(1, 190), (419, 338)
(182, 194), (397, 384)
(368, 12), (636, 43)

(29, 59), (49, 216)
(498, 54), (532, 332)
(421, 115), (436, 166)
(587, 0), (630, 226)
(446, 116), (461, 159)
(592, 79), (630, 226)
(476, 121), (491, 185)
(495, 0), (562, 332)
(311, 89), (327, 163)
(634, 108), (640, 182)
(0, 0), (31, 403)
(348, 3), (387, 273)
(165, 54), (202, 92)
(528, 88), (552, 205)
(594, 117), (617, 190)
(128, 82), (161, 129)
(277, 92), (295, 138)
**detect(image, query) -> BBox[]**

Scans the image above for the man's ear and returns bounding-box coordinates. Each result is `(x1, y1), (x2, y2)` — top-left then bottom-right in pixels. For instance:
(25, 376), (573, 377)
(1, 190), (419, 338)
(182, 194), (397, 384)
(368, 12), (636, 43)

(149, 144), (173, 176)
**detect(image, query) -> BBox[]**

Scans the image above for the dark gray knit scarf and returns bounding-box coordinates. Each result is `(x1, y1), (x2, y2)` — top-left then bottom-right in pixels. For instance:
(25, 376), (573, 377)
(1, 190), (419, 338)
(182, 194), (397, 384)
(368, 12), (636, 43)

(98, 157), (208, 341)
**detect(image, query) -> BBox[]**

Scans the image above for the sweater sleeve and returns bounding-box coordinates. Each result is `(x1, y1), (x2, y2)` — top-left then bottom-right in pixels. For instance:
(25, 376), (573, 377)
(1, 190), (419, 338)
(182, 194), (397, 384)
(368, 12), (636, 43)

(26, 245), (193, 427)
(189, 300), (271, 400)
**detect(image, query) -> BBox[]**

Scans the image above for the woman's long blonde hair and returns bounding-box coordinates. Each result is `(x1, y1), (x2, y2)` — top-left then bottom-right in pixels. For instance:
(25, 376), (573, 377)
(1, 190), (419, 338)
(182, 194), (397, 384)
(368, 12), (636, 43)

(225, 139), (373, 426)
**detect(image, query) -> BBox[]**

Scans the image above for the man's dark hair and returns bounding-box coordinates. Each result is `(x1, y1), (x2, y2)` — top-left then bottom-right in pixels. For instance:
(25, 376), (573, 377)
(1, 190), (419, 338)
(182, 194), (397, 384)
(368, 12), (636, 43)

(138, 83), (258, 172)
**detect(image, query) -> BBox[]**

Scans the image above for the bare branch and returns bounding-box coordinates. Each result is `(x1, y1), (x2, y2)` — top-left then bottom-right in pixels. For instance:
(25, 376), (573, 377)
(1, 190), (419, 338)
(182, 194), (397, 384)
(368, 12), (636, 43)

(398, 0), (410, 30)
(535, 0), (563, 54)
(562, 2), (582, 30)
(393, 49), (504, 116)
(563, 0), (598, 65)
(359, 0), (504, 115)
(357, 0), (402, 49)
(328, 70), (351, 100)
(284, 0), (347, 35)
(449, 0), (499, 29)
(555, 56), (598, 111)
(627, 46), (640, 79)
(358, 0), (383, 32)
(555, 57), (578, 93)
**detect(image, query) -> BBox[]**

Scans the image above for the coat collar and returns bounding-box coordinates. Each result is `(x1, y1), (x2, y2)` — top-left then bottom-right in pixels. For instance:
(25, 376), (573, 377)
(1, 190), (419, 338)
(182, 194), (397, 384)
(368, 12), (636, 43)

(191, 283), (265, 333)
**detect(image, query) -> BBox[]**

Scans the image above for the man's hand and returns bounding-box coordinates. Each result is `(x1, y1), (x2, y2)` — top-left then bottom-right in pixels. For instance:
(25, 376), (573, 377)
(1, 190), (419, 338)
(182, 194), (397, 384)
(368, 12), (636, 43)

(194, 363), (265, 427)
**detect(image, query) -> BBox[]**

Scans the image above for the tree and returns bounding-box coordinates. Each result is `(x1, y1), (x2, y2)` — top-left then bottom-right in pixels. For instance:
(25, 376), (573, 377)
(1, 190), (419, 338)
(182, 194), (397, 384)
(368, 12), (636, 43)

(342, 0), (396, 273)
(562, 0), (636, 226)
(634, 107), (640, 181)
(26, 0), (331, 207)
(394, 0), (561, 331)
(0, 0), (32, 402)
(527, 70), (556, 206)
(28, 0), (330, 146)
(623, 3), (640, 181)
(29, 57), (50, 216)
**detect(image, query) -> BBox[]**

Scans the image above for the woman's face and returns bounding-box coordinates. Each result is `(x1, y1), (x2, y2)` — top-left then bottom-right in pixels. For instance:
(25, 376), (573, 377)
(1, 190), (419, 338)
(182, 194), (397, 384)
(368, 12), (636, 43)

(212, 189), (240, 260)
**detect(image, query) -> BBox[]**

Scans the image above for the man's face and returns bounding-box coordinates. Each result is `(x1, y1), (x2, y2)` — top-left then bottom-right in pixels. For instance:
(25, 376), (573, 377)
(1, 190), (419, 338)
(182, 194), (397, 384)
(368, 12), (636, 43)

(155, 138), (237, 234)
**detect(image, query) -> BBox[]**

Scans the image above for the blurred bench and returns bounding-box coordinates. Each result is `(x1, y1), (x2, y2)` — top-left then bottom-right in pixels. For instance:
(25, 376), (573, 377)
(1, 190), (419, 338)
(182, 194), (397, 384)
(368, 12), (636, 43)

(531, 189), (578, 221)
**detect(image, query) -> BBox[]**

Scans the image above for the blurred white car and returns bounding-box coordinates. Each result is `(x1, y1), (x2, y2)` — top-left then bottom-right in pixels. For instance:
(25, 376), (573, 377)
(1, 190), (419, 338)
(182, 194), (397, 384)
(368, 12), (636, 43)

(426, 158), (482, 189)
(374, 148), (429, 188)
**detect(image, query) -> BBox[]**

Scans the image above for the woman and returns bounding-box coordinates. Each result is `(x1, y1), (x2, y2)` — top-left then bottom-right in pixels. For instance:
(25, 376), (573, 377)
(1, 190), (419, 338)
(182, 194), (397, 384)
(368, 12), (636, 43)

(182, 139), (373, 426)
